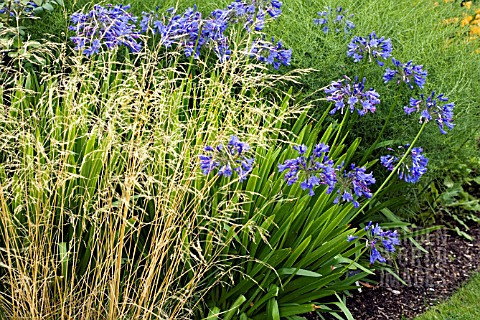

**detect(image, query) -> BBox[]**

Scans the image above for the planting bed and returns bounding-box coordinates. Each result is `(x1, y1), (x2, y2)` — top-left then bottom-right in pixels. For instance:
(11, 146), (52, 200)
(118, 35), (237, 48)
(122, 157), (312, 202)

(310, 225), (480, 319)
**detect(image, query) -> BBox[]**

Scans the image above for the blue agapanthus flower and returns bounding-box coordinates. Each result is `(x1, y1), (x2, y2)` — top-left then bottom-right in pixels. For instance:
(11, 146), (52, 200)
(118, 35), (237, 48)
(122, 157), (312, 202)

(404, 92), (455, 134)
(70, 4), (142, 56)
(278, 143), (336, 196)
(313, 6), (355, 34)
(324, 76), (380, 116)
(347, 31), (392, 66)
(380, 144), (428, 183)
(334, 164), (375, 208)
(364, 222), (400, 264)
(199, 136), (254, 181)
(140, 1), (284, 64)
(383, 58), (427, 89)
(250, 36), (292, 69)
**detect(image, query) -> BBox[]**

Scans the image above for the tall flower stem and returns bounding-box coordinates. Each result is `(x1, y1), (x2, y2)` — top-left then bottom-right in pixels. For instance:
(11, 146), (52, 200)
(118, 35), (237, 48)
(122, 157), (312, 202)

(354, 121), (428, 218)
(359, 93), (400, 165)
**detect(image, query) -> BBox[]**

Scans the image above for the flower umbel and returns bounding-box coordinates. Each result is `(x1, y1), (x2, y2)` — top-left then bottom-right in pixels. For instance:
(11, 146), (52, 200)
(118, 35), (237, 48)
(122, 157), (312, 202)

(70, 4), (142, 56)
(404, 92), (455, 134)
(199, 136), (254, 181)
(380, 144), (428, 183)
(334, 164), (375, 208)
(366, 222), (400, 264)
(278, 143), (336, 196)
(347, 31), (392, 65)
(313, 6), (355, 34)
(324, 76), (380, 116)
(250, 36), (292, 69)
(383, 58), (427, 89)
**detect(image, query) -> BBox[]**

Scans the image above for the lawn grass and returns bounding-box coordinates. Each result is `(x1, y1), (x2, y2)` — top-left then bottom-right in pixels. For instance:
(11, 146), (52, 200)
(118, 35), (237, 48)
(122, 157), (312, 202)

(415, 272), (480, 320)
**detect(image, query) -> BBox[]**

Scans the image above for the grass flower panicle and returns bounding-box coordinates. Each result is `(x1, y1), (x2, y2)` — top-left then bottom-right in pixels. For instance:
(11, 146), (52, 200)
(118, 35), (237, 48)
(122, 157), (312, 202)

(404, 92), (455, 134)
(334, 164), (375, 208)
(380, 144), (428, 183)
(313, 6), (355, 34)
(278, 143), (336, 196)
(70, 4), (142, 56)
(324, 76), (380, 116)
(199, 136), (254, 181)
(383, 58), (427, 89)
(347, 31), (392, 65)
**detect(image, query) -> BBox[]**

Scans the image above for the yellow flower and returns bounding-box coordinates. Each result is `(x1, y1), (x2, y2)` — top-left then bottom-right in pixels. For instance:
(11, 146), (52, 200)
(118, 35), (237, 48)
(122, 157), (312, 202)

(471, 19), (480, 26)
(463, 1), (472, 9)
(461, 15), (474, 26)
(475, 8), (480, 14)
(475, 48), (480, 54)
(470, 25), (480, 35)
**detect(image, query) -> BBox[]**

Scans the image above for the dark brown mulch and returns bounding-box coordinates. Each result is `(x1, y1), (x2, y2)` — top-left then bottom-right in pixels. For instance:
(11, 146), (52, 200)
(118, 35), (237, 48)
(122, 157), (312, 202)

(326, 226), (480, 319)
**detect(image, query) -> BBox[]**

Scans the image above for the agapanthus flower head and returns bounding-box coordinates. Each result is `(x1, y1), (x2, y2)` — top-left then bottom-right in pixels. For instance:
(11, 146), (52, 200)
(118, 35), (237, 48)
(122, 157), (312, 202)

(364, 222), (400, 264)
(383, 58), (427, 89)
(69, 4), (142, 56)
(404, 92), (454, 134)
(250, 36), (292, 69)
(334, 163), (375, 208)
(278, 143), (336, 196)
(200, 136), (254, 181)
(313, 6), (355, 34)
(380, 144), (428, 183)
(139, 1), (283, 63)
(324, 76), (380, 116)
(347, 31), (392, 66)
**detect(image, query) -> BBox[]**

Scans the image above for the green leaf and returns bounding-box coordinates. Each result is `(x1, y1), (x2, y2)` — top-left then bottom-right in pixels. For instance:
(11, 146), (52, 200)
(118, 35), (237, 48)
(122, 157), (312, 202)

(278, 268), (322, 278)
(267, 298), (280, 320)
(333, 294), (354, 320)
(224, 295), (247, 320)
(203, 307), (220, 320)
(42, 2), (54, 11)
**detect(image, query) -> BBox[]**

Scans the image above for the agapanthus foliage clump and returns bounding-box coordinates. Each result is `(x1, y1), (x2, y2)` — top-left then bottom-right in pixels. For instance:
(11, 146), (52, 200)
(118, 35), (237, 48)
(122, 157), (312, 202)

(250, 36), (292, 69)
(324, 76), (380, 116)
(347, 31), (392, 65)
(313, 6), (355, 34)
(380, 144), (428, 183)
(348, 222), (400, 264)
(199, 136), (254, 181)
(404, 92), (455, 134)
(334, 163), (375, 208)
(278, 144), (336, 196)
(383, 58), (427, 89)
(70, 4), (142, 56)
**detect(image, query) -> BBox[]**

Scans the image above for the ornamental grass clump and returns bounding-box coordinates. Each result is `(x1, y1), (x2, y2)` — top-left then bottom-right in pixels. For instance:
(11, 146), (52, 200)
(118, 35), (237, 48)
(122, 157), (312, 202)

(0, 33), (301, 318)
